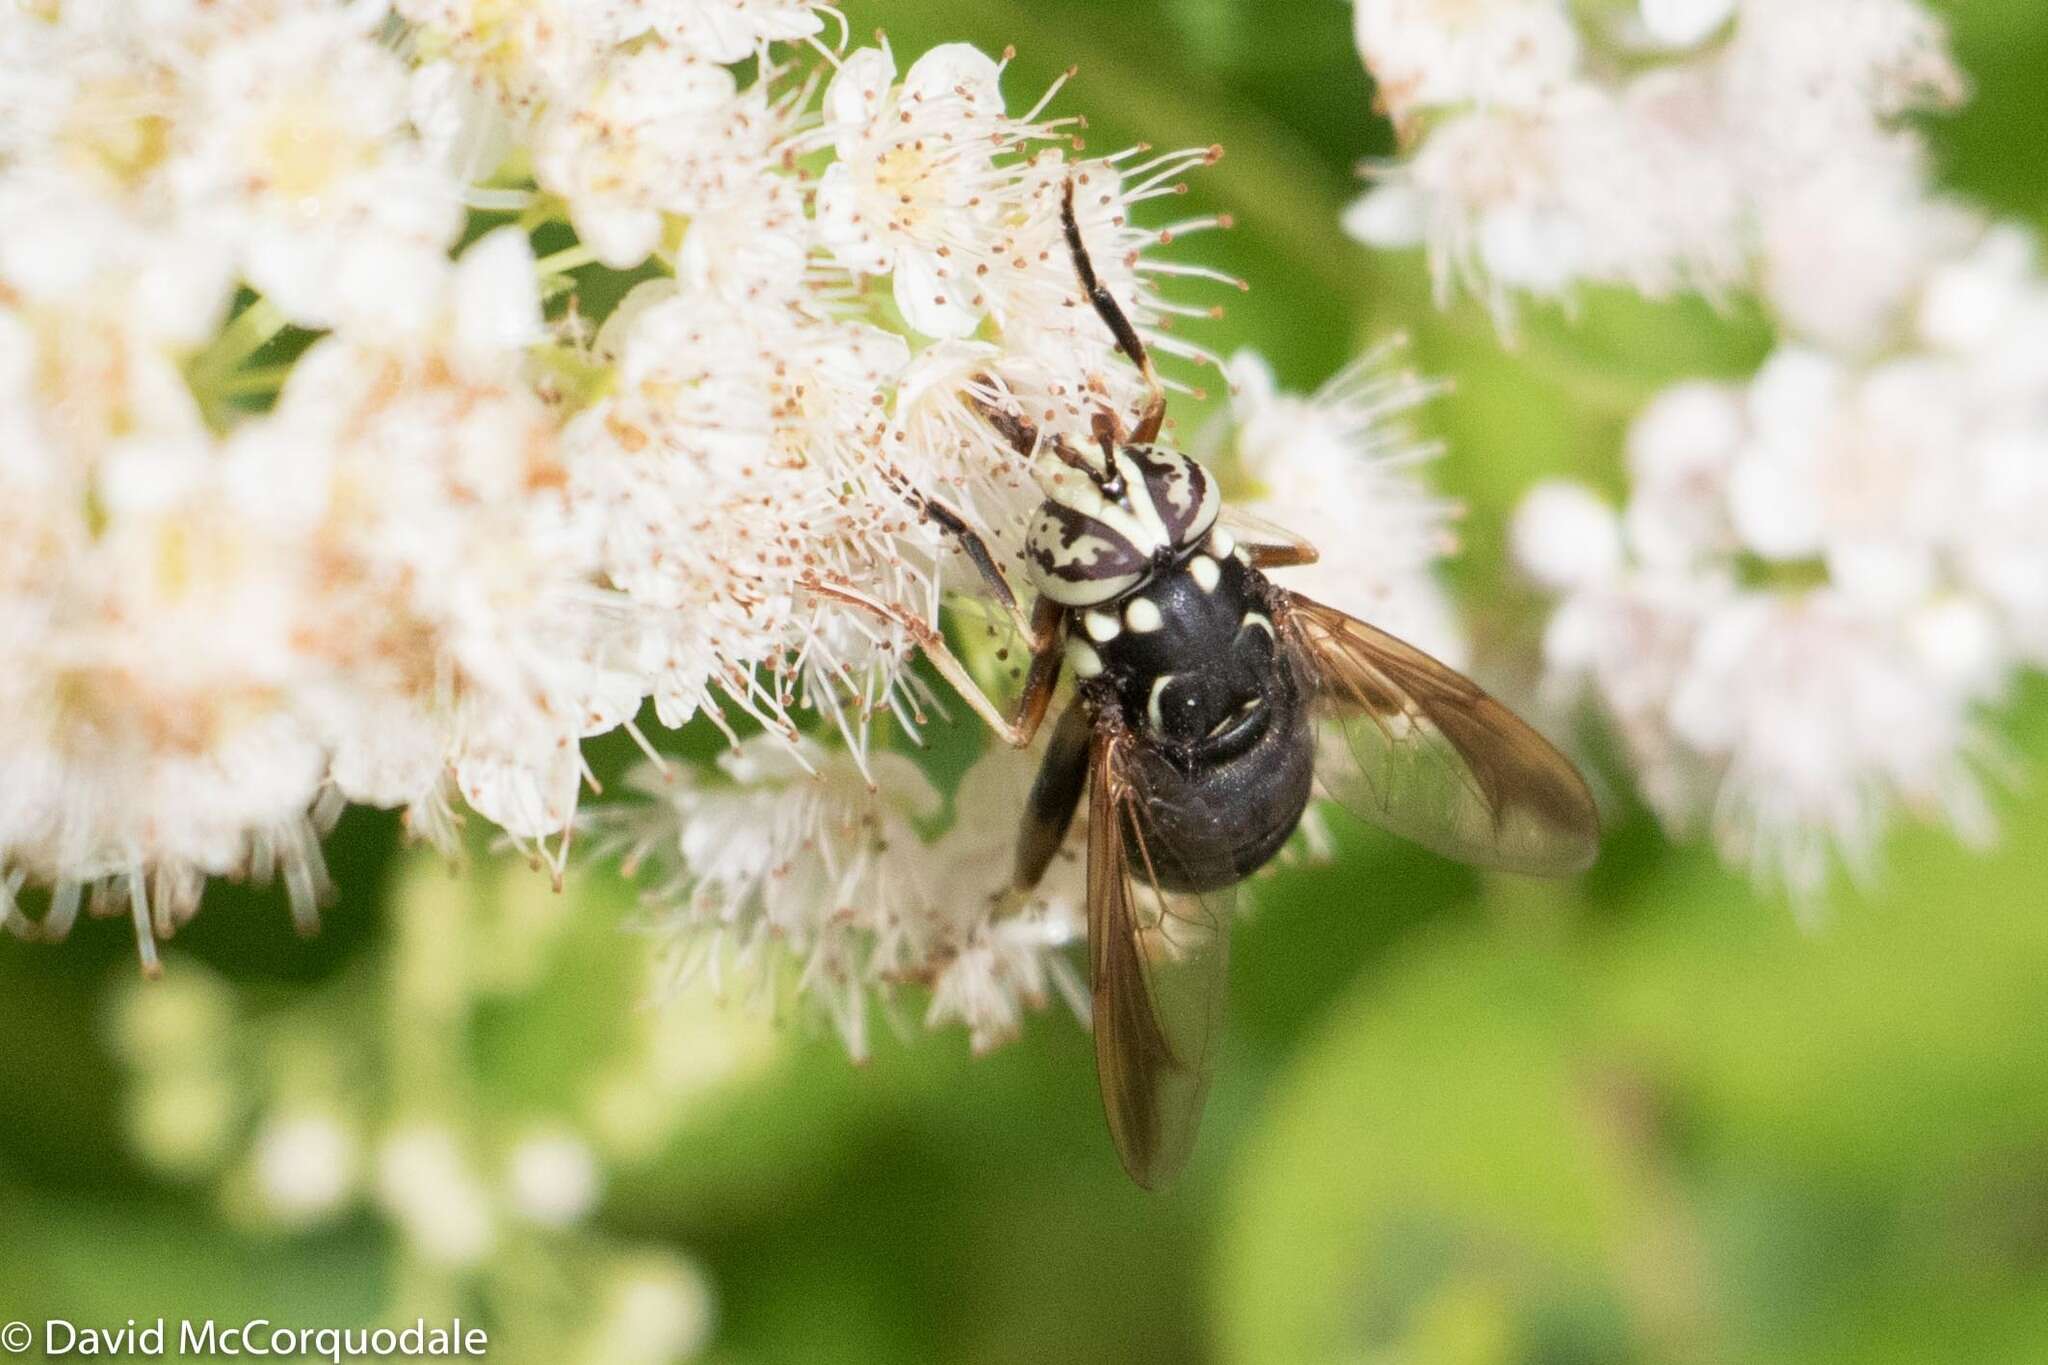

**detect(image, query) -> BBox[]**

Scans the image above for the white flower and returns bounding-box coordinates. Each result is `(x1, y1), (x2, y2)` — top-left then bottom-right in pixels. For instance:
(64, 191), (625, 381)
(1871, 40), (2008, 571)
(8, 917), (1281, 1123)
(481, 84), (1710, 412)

(375, 1124), (496, 1266)
(251, 1111), (358, 1224)
(1961, 429), (2048, 665)
(883, 342), (1046, 596)
(920, 747), (1086, 1052)
(568, 279), (927, 744)
(1754, 160), (1976, 353)
(1513, 480), (1623, 592)
(1619, 381), (1744, 567)
(1517, 314), (2037, 901)
(1342, 183), (1425, 251)
(624, 0), (825, 64)
(979, 149), (1231, 426)
(0, 2), (1235, 975)
(395, 0), (617, 116)
(1351, 0), (1964, 325)
(504, 1127), (603, 1228)
(1639, 0), (1736, 49)
(173, 7), (465, 335)
(583, 1255), (715, 1365)
(235, 229), (628, 846)
(814, 43), (1055, 338)
(1354, 0), (1580, 121)
(1670, 591), (1991, 905)
(533, 46), (789, 270)
(1917, 224), (2037, 357)
(611, 738), (1085, 1058)
(0, 19), (237, 348)
(617, 737), (942, 1058)
(1359, 80), (1747, 320)
(1528, 545), (1732, 832)
(1209, 348), (1463, 663)
(1722, 0), (1965, 126)
(0, 378), (329, 963)
(675, 171), (814, 307)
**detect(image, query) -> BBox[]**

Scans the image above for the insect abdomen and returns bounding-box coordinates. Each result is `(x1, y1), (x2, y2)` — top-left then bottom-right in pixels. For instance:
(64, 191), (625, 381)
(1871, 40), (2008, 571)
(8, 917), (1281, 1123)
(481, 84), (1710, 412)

(1126, 696), (1315, 894)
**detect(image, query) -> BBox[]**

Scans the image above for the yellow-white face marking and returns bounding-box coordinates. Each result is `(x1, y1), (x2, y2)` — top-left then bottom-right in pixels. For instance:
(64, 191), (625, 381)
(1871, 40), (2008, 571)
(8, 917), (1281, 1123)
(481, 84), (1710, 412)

(1123, 597), (1164, 634)
(1188, 554), (1221, 592)
(1065, 636), (1104, 678)
(1024, 442), (1221, 608)
(1083, 609), (1121, 643)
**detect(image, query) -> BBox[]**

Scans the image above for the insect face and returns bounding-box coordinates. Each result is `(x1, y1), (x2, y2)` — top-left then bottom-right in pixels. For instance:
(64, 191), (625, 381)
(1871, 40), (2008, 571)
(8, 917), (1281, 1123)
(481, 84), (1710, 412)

(1024, 443), (1221, 609)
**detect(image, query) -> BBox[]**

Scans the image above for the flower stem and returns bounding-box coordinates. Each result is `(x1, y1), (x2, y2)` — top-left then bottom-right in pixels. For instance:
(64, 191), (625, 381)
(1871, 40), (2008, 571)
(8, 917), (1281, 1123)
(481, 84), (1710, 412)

(213, 363), (296, 398)
(199, 297), (289, 379)
(535, 243), (599, 276)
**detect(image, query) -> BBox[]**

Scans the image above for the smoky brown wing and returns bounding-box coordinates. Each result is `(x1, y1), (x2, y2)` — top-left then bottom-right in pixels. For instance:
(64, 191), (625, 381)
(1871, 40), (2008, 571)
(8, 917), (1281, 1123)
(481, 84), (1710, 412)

(1278, 592), (1599, 878)
(1087, 728), (1231, 1191)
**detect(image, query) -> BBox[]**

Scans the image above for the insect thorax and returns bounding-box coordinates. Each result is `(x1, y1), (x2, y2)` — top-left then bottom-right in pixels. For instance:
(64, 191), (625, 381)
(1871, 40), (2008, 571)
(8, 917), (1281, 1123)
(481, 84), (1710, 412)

(1024, 443), (1221, 609)
(1070, 544), (1317, 894)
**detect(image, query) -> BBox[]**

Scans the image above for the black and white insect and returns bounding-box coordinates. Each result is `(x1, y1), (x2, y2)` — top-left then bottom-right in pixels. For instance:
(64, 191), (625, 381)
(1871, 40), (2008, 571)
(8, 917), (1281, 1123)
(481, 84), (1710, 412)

(821, 176), (1600, 1190)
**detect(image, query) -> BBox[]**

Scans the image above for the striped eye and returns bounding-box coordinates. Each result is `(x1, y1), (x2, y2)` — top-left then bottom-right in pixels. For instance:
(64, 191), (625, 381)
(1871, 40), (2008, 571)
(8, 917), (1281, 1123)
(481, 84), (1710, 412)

(1128, 445), (1220, 546)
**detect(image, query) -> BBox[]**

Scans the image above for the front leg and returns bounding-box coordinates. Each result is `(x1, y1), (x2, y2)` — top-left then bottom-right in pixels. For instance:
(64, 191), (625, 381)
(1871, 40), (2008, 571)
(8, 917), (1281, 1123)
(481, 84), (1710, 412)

(899, 484), (1055, 649)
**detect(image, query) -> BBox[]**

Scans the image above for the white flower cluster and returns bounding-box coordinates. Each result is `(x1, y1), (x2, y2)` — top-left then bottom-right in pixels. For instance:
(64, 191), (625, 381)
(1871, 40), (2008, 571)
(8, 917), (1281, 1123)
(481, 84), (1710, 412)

(1204, 346), (1462, 665)
(5, 0), (1463, 1050)
(604, 738), (1088, 1057)
(1349, 0), (1967, 341)
(1512, 218), (2048, 901)
(0, 0), (1276, 1039)
(1349, 1), (2042, 903)
(0, 1), (613, 969)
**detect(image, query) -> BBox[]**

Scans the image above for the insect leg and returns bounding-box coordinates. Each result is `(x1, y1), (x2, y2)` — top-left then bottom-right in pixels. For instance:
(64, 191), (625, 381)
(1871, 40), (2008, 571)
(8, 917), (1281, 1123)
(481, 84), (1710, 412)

(1014, 701), (1091, 891)
(803, 578), (1063, 749)
(1062, 174), (1167, 446)
(895, 483), (1055, 648)
(965, 383), (1040, 460)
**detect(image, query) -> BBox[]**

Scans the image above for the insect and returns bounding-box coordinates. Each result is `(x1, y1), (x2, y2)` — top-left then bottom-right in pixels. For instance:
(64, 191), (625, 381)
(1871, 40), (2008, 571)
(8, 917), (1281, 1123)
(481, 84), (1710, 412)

(819, 175), (1600, 1189)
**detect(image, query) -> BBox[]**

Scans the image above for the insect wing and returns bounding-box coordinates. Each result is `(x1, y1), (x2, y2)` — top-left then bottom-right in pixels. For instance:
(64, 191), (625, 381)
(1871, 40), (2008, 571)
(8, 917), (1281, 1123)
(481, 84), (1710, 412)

(1216, 503), (1317, 557)
(1087, 729), (1233, 1191)
(1279, 592), (1599, 877)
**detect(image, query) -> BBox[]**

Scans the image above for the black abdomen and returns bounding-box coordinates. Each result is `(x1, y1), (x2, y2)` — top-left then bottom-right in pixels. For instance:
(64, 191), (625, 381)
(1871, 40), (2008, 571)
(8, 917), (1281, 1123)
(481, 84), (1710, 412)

(1125, 685), (1316, 894)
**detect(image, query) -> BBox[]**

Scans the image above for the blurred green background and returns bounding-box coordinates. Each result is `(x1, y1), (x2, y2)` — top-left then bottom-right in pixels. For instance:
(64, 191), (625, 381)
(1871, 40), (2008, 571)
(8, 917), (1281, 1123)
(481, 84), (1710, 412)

(6, 2), (2048, 1361)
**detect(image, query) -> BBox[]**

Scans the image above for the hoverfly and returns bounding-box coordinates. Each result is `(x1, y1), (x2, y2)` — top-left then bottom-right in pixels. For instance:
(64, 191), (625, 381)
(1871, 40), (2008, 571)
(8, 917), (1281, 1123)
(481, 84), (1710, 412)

(818, 175), (1600, 1189)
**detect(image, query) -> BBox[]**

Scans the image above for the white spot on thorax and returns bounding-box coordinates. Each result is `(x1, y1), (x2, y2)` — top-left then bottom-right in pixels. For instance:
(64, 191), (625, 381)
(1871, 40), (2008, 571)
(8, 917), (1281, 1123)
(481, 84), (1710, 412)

(1188, 554), (1221, 592)
(1083, 609), (1120, 642)
(1065, 637), (1104, 678)
(1146, 673), (1177, 732)
(1124, 597), (1163, 633)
